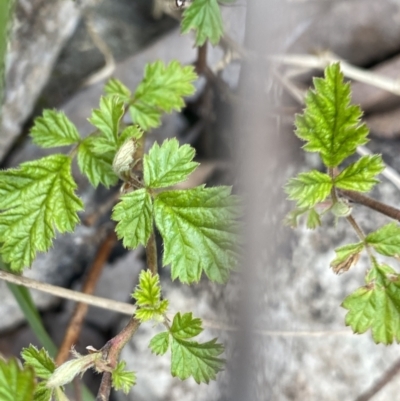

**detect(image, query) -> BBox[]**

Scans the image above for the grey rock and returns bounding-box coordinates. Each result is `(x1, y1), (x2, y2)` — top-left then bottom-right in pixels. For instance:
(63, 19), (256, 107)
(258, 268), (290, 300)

(0, 0), (81, 162)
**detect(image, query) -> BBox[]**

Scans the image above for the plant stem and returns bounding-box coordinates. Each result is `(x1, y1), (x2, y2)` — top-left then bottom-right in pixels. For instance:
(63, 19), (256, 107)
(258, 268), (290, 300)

(196, 42), (208, 75)
(328, 167), (338, 203)
(345, 214), (375, 261)
(339, 189), (400, 222)
(146, 230), (158, 275)
(96, 318), (140, 401)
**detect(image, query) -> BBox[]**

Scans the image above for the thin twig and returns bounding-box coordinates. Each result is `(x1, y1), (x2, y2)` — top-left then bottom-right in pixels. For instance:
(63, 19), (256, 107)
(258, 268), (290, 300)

(0, 270), (353, 337)
(354, 358), (400, 401)
(272, 52), (400, 96)
(340, 189), (400, 222)
(196, 43), (208, 75)
(0, 270), (136, 315)
(56, 231), (117, 365)
(82, 11), (115, 87)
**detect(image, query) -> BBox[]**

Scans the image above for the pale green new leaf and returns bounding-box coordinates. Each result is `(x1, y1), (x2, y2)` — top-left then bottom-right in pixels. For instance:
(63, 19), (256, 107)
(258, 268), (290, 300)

(170, 312), (203, 339)
(330, 242), (363, 274)
(104, 78), (131, 102)
(130, 61), (197, 130)
(30, 110), (80, 148)
(0, 358), (35, 401)
(33, 382), (52, 401)
(306, 208), (321, 230)
(295, 63), (369, 167)
(118, 125), (143, 146)
(21, 346), (55, 380)
(0, 155), (83, 272)
(283, 207), (308, 228)
(112, 189), (153, 249)
(366, 222), (400, 257)
(171, 337), (224, 384)
(285, 170), (332, 208)
(132, 270), (169, 322)
(111, 361), (136, 394)
(77, 136), (118, 188)
(88, 96), (124, 153)
(181, 0), (224, 46)
(334, 155), (384, 192)
(144, 138), (199, 189)
(342, 264), (400, 344)
(154, 186), (238, 283)
(149, 332), (170, 355)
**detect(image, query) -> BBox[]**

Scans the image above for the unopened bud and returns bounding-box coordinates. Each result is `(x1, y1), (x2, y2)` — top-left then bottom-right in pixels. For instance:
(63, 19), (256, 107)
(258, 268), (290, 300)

(113, 138), (137, 180)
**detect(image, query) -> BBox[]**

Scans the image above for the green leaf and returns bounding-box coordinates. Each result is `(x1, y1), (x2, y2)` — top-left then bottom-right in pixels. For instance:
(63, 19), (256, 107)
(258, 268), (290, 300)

(295, 63), (369, 167)
(77, 136), (118, 188)
(170, 337), (224, 384)
(111, 361), (136, 394)
(30, 110), (80, 148)
(285, 170), (332, 208)
(144, 138), (199, 189)
(170, 312), (203, 339)
(118, 125), (143, 146)
(104, 78), (131, 102)
(283, 207), (308, 228)
(33, 382), (52, 401)
(334, 155), (384, 192)
(366, 222), (400, 257)
(0, 155), (83, 272)
(88, 96), (124, 153)
(130, 61), (197, 130)
(21, 346), (56, 380)
(112, 189), (153, 249)
(149, 332), (170, 355)
(0, 358), (35, 401)
(306, 208), (321, 230)
(154, 186), (238, 283)
(132, 270), (169, 322)
(181, 0), (224, 46)
(330, 242), (363, 274)
(342, 264), (400, 344)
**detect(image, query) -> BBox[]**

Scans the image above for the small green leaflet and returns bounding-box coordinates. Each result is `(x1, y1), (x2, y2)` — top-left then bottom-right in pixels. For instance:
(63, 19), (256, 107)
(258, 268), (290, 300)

(21, 346), (55, 380)
(144, 138), (199, 188)
(154, 186), (238, 283)
(181, 0), (224, 46)
(130, 61), (197, 130)
(334, 155), (384, 192)
(306, 208), (321, 230)
(30, 110), (80, 148)
(330, 242), (363, 274)
(295, 63), (369, 167)
(0, 155), (83, 272)
(170, 312), (203, 339)
(285, 170), (332, 208)
(32, 382), (53, 401)
(283, 207), (308, 228)
(342, 264), (400, 344)
(171, 338), (224, 384)
(132, 270), (169, 322)
(104, 78), (131, 102)
(77, 136), (117, 188)
(366, 222), (400, 257)
(149, 332), (170, 355)
(88, 95), (124, 154)
(111, 361), (136, 394)
(112, 189), (153, 249)
(149, 312), (224, 384)
(0, 358), (35, 401)
(118, 125), (143, 146)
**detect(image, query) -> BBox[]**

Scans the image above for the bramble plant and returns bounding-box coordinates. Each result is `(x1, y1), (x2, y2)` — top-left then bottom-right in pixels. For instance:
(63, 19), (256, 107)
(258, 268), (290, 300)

(0, 2), (239, 400)
(285, 62), (400, 345)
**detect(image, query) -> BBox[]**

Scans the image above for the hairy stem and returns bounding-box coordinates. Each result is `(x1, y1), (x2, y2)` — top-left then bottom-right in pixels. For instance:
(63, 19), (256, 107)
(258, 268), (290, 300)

(328, 167), (338, 203)
(96, 318), (141, 401)
(146, 230), (158, 275)
(339, 189), (400, 222)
